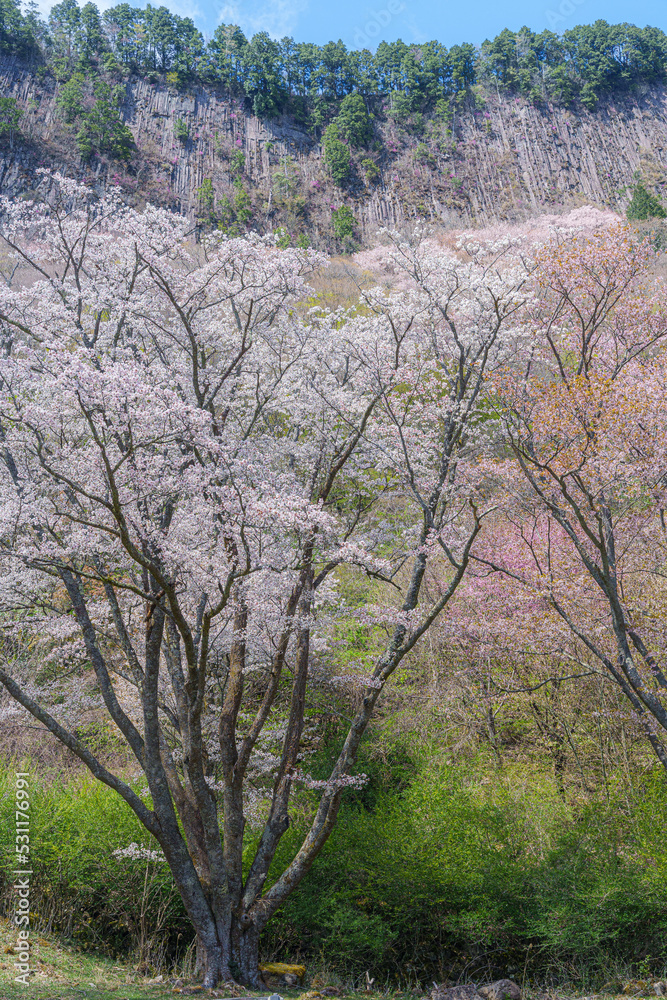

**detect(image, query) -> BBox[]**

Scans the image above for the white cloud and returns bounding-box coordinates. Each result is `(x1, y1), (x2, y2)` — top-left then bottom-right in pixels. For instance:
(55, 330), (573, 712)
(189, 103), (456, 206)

(164, 0), (205, 21)
(400, 15), (429, 44)
(216, 0), (309, 38)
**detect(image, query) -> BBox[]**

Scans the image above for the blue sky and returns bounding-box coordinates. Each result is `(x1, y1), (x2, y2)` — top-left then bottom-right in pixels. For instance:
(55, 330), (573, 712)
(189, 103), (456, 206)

(210, 0), (667, 50)
(174, 0), (667, 50)
(43, 0), (667, 50)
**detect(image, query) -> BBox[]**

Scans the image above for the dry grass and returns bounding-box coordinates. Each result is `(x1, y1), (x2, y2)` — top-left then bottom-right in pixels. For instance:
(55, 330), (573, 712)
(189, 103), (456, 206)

(305, 259), (378, 311)
(0, 916), (662, 1000)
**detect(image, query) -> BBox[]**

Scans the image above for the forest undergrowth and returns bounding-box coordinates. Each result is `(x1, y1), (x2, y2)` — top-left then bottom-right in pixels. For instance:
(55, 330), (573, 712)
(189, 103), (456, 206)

(2, 672), (667, 993)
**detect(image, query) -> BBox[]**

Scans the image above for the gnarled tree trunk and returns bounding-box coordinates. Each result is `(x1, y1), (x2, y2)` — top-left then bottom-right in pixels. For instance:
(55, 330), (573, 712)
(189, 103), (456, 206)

(231, 920), (261, 987)
(190, 912), (260, 987)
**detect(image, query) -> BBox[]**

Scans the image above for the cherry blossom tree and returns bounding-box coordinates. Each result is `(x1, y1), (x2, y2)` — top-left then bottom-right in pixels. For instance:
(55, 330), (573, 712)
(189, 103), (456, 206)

(0, 176), (529, 985)
(480, 225), (667, 771)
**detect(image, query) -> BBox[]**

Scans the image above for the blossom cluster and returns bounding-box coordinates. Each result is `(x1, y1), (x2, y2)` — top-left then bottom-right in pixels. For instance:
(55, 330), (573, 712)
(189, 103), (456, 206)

(112, 843), (165, 862)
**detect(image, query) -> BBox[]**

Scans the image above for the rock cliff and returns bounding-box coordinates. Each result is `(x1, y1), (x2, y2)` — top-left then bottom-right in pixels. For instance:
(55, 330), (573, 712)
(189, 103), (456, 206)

(2, 55), (667, 241)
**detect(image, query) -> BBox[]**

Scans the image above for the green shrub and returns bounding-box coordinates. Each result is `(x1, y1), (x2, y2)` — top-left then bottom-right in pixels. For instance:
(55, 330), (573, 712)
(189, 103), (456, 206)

(627, 181), (667, 221)
(579, 82), (599, 110)
(102, 52), (124, 79)
(323, 123), (351, 187)
(216, 180), (253, 234)
(387, 90), (413, 123)
(174, 117), (189, 143)
(3, 753), (667, 984)
(77, 81), (133, 162)
(56, 74), (85, 124)
(273, 228), (309, 250)
(230, 149), (245, 177)
(196, 177), (216, 225)
(331, 204), (356, 246)
(264, 756), (667, 982)
(0, 98), (22, 146)
(414, 143), (434, 166)
(335, 92), (372, 148)
(51, 57), (71, 83)
(233, 180), (252, 225)
(433, 98), (453, 133)
(361, 158), (379, 185)
(0, 767), (188, 963)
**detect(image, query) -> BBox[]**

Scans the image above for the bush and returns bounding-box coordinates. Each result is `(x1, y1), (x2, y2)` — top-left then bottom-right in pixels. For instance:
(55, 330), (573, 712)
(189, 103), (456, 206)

(361, 158), (379, 185)
(196, 177), (216, 225)
(3, 754), (667, 984)
(414, 143), (434, 166)
(387, 90), (413, 123)
(77, 82), (134, 162)
(0, 97), (22, 146)
(102, 52), (124, 79)
(230, 150), (245, 177)
(323, 123), (351, 186)
(579, 82), (599, 110)
(0, 766), (188, 964)
(233, 180), (252, 225)
(335, 93), (372, 148)
(216, 180), (253, 234)
(264, 755), (667, 983)
(433, 98), (453, 132)
(627, 181), (667, 222)
(174, 117), (189, 143)
(56, 74), (85, 124)
(331, 204), (356, 245)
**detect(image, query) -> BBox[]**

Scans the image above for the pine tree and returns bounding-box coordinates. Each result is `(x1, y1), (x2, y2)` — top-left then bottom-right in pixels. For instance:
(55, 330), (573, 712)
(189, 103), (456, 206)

(323, 122), (350, 186)
(627, 181), (666, 221)
(335, 92), (371, 147)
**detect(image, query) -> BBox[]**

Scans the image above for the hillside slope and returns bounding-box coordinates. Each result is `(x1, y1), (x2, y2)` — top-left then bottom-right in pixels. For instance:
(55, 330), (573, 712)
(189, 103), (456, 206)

(2, 56), (667, 243)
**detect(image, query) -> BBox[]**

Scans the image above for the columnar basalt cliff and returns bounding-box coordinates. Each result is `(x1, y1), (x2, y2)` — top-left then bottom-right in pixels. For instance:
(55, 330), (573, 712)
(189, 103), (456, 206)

(2, 55), (666, 242)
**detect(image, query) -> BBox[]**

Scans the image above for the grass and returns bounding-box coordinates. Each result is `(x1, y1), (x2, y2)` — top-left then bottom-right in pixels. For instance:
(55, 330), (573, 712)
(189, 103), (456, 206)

(0, 915), (209, 999)
(2, 762), (667, 998)
(0, 912), (663, 1000)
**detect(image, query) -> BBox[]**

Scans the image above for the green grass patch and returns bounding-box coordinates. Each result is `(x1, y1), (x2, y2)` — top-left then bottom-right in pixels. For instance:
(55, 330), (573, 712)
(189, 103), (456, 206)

(1, 753), (667, 989)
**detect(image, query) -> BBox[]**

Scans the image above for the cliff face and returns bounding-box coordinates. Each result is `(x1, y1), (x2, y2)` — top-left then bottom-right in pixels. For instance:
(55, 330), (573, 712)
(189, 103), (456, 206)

(1, 55), (666, 241)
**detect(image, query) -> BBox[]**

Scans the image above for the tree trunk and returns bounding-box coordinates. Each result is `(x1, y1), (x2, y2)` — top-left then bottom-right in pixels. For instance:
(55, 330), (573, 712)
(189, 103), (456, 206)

(231, 920), (261, 988)
(195, 927), (229, 988)
(192, 913), (260, 987)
